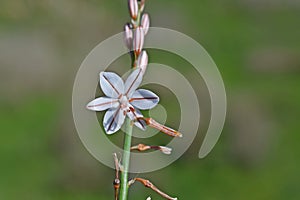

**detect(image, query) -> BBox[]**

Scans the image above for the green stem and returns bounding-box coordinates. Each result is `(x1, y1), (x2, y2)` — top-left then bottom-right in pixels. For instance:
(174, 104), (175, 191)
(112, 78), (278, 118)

(119, 117), (133, 200)
(119, 7), (142, 200)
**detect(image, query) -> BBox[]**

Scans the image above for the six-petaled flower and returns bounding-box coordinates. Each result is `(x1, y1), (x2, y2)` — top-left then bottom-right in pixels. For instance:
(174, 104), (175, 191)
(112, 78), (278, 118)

(86, 68), (159, 134)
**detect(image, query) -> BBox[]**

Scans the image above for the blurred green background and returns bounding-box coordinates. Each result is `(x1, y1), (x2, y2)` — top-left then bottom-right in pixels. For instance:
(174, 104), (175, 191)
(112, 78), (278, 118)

(1, 0), (300, 199)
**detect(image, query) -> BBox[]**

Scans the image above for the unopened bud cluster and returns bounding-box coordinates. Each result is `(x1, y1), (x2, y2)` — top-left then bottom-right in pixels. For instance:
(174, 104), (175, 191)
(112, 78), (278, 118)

(125, 0), (150, 70)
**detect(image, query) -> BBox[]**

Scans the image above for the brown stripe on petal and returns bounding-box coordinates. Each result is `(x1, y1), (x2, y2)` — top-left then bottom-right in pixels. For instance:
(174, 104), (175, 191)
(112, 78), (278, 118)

(107, 107), (121, 132)
(103, 74), (121, 96)
(129, 97), (158, 102)
(129, 106), (145, 129)
(125, 69), (142, 96)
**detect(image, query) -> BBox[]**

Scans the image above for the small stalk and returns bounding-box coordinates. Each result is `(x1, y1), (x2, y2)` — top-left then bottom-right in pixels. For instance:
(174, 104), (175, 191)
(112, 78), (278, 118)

(119, 117), (133, 200)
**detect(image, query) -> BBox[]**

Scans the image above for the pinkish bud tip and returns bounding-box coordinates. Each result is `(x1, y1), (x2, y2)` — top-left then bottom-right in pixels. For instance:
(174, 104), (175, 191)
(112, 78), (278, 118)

(128, 0), (138, 20)
(141, 13), (150, 35)
(133, 26), (144, 55)
(137, 50), (148, 74)
(124, 23), (133, 49)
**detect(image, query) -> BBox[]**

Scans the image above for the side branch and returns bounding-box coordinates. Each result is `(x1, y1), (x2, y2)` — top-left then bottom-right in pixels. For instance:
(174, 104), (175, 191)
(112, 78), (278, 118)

(128, 178), (178, 200)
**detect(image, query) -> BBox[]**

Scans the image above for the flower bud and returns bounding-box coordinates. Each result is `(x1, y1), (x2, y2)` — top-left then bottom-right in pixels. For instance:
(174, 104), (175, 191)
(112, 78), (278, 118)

(133, 26), (144, 55)
(124, 23), (133, 49)
(140, 0), (146, 12)
(128, 0), (138, 20)
(137, 50), (148, 74)
(141, 13), (150, 35)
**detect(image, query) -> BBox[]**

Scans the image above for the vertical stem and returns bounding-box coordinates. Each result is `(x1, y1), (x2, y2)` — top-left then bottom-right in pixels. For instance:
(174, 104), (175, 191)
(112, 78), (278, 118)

(119, 117), (133, 200)
(119, 8), (142, 200)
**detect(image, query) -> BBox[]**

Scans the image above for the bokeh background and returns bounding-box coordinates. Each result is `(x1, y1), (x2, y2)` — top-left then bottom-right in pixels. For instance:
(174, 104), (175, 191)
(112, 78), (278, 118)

(1, 0), (300, 199)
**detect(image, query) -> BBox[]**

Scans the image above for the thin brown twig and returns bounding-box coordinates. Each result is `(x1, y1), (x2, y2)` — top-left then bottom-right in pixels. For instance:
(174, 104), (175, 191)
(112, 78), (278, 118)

(113, 153), (121, 200)
(128, 178), (178, 200)
(135, 117), (183, 138)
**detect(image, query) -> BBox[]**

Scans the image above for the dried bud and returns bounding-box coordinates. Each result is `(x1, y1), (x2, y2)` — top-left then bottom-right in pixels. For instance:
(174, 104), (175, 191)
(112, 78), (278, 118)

(159, 146), (172, 155)
(128, 0), (138, 20)
(144, 118), (183, 138)
(124, 23), (133, 49)
(133, 26), (144, 55)
(137, 50), (148, 74)
(131, 143), (151, 151)
(133, 178), (178, 200)
(141, 13), (150, 35)
(113, 178), (120, 186)
(131, 143), (172, 155)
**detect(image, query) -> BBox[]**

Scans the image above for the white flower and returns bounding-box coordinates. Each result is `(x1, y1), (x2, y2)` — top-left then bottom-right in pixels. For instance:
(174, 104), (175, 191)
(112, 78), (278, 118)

(86, 68), (159, 134)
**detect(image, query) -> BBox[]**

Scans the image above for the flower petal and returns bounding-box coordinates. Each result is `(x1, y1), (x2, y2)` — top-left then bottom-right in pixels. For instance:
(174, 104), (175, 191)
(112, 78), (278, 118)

(125, 68), (143, 98)
(86, 97), (119, 111)
(130, 89), (159, 110)
(100, 72), (124, 98)
(127, 106), (146, 130)
(103, 107), (126, 134)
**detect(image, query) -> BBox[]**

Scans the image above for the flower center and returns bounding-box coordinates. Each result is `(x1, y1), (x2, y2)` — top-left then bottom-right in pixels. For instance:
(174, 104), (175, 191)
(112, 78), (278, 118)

(119, 95), (129, 109)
